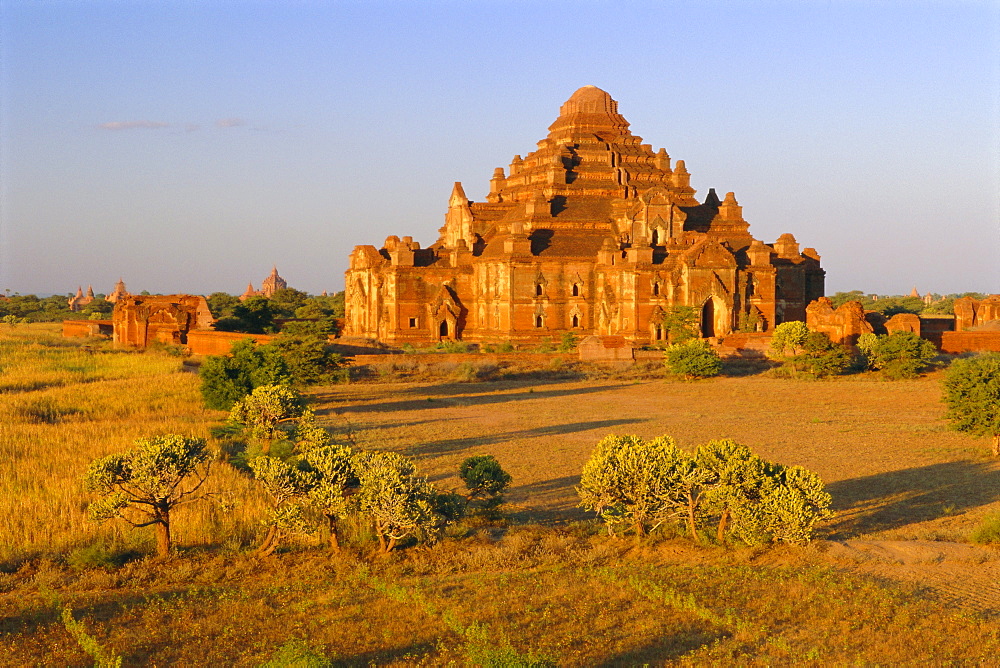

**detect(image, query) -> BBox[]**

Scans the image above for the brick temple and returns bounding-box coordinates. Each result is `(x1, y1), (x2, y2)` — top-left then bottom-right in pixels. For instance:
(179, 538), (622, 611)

(344, 86), (824, 345)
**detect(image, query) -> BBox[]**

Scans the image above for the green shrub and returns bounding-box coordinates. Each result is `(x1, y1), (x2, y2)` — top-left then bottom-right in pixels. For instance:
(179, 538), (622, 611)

(664, 339), (722, 379)
(459, 455), (512, 507)
(769, 325), (850, 378)
(661, 305), (700, 343)
(199, 339), (291, 410)
(942, 353), (1000, 456)
(972, 511), (1000, 544)
(860, 331), (937, 379)
(260, 639), (333, 668)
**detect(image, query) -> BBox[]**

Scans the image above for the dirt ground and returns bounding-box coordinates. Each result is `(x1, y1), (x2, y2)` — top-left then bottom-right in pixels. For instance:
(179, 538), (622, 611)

(311, 370), (1000, 614)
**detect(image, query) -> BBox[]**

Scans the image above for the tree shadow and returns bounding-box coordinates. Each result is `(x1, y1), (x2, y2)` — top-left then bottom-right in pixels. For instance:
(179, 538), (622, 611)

(332, 383), (625, 415)
(410, 418), (645, 457)
(594, 627), (729, 667)
(825, 460), (1000, 538)
(507, 474), (588, 524)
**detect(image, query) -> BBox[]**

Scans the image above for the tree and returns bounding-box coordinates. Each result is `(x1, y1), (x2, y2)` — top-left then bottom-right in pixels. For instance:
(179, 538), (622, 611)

(664, 339), (722, 379)
(695, 439), (770, 542)
(577, 434), (692, 536)
(942, 353), (1000, 456)
(247, 455), (314, 556)
(859, 331), (937, 379)
(768, 321), (810, 358)
(214, 296), (276, 334)
(352, 450), (442, 552)
(84, 435), (211, 557)
(229, 384), (304, 440)
(769, 324), (850, 378)
(268, 288), (310, 318)
(303, 443), (356, 551)
(206, 292), (240, 319)
(660, 305), (700, 344)
(271, 327), (344, 385)
(199, 338), (291, 410)
(459, 455), (512, 511)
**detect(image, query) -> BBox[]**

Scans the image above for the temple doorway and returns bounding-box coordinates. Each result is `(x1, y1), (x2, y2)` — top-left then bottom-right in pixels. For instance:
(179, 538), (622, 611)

(439, 321), (449, 338)
(701, 299), (716, 338)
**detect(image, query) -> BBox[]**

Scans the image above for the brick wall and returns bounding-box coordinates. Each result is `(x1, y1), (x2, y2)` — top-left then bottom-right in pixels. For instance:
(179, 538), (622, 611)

(185, 330), (276, 356)
(940, 331), (1000, 354)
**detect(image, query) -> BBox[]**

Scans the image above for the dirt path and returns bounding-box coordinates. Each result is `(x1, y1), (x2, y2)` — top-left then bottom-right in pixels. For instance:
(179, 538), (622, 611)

(824, 539), (1000, 615)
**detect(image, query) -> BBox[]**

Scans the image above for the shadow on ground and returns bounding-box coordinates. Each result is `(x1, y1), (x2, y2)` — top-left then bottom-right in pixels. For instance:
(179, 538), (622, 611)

(409, 418), (645, 457)
(319, 383), (626, 414)
(826, 459), (1000, 538)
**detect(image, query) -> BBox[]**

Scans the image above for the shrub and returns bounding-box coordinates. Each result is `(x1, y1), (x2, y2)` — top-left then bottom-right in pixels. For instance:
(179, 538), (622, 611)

(860, 331), (937, 379)
(459, 455), (512, 514)
(942, 353), (1000, 456)
(971, 511), (1000, 544)
(558, 332), (579, 352)
(769, 325), (850, 378)
(199, 339), (291, 410)
(229, 384), (304, 440)
(664, 339), (722, 379)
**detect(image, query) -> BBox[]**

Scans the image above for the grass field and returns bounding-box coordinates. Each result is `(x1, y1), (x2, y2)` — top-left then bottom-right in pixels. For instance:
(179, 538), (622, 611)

(4, 325), (1000, 665)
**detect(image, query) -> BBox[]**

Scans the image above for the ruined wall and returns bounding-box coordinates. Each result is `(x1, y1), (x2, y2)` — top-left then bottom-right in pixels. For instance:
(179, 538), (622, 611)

(62, 320), (114, 338)
(940, 331), (1000, 354)
(185, 331), (276, 356)
(805, 298), (873, 346)
(112, 295), (214, 347)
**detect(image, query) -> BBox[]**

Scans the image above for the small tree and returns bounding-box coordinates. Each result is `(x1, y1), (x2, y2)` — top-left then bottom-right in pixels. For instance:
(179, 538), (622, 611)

(199, 338), (291, 410)
(353, 451), (442, 552)
(768, 321), (810, 358)
(664, 339), (722, 380)
(459, 455), (512, 511)
(661, 306), (700, 344)
(558, 332), (579, 353)
(696, 439), (769, 542)
(84, 435), (211, 557)
(942, 353), (1000, 456)
(303, 443), (356, 551)
(577, 434), (689, 536)
(229, 384), (304, 441)
(247, 455), (314, 556)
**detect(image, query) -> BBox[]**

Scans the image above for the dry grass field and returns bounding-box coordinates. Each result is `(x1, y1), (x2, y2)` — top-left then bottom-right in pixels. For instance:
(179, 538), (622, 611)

(4, 326), (1000, 665)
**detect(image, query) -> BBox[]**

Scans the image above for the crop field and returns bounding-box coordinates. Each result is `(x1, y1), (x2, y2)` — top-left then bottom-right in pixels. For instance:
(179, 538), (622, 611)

(3, 325), (1000, 665)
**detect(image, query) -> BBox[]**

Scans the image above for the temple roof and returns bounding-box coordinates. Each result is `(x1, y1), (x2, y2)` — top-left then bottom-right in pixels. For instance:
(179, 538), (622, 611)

(547, 85), (631, 140)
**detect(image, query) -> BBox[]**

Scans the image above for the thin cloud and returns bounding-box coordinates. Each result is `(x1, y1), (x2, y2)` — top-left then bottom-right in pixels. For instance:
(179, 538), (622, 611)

(216, 117), (247, 128)
(98, 121), (171, 131)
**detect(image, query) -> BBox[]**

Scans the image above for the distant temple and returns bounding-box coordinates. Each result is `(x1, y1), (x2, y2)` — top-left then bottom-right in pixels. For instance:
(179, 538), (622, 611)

(240, 267), (288, 301)
(106, 278), (128, 303)
(67, 285), (95, 311)
(344, 86), (825, 345)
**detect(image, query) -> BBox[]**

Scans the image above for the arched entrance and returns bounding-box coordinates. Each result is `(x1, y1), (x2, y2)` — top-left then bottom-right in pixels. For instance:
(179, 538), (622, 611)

(439, 320), (449, 338)
(701, 299), (716, 338)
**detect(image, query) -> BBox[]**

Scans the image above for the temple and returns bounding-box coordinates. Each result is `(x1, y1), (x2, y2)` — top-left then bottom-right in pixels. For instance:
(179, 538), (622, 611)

(240, 266), (288, 301)
(344, 86), (824, 345)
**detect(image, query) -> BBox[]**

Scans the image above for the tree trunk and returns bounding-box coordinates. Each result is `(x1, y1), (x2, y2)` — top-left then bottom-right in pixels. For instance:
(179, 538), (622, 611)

(155, 518), (171, 558)
(717, 507), (730, 544)
(255, 524), (279, 557)
(993, 433), (1000, 458)
(376, 521), (387, 553)
(687, 494), (699, 543)
(327, 515), (340, 552)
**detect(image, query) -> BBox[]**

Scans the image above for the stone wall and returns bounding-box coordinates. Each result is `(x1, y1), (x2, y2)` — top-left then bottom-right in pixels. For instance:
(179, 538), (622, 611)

(940, 332), (1000, 354)
(62, 320), (113, 338)
(185, 331), (276, 356)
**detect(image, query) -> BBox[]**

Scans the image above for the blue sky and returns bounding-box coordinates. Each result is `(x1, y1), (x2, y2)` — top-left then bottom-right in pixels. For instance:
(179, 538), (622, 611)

(1, 0), (997, 297)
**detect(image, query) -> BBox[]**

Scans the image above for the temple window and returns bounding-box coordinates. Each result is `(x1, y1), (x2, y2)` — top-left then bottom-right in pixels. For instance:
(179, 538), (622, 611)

(652, 282), (660, 296)
(535, 315), (543, 328)
(408, 317), (417, 328)
(572, 283), (580, 297)
(571, 314), (579, 328)
(535, 283), (543, 296)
